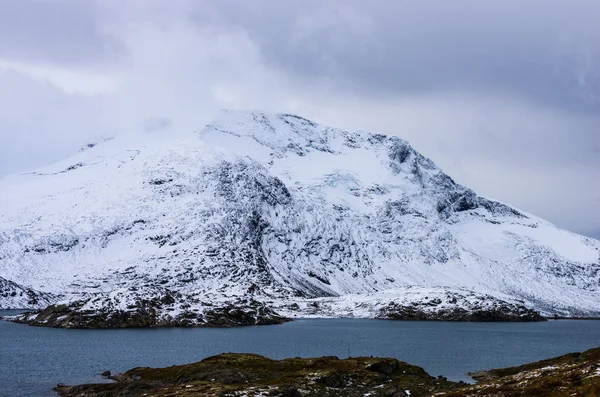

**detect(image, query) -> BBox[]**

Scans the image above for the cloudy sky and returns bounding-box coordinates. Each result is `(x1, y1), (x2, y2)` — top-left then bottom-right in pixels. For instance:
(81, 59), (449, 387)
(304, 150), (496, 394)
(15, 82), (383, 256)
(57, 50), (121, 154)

(0, 0), (598, 238)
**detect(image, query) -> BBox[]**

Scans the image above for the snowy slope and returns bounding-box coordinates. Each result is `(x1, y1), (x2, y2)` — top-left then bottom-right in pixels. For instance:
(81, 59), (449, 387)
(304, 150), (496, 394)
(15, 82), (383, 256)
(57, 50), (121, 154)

(0, 110), (599, 319)
(0, 277), (54, 309)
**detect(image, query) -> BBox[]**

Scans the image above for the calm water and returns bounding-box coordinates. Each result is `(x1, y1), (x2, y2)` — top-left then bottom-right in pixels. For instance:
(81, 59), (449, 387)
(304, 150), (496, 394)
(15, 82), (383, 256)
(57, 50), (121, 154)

(2, 311), (600, 397)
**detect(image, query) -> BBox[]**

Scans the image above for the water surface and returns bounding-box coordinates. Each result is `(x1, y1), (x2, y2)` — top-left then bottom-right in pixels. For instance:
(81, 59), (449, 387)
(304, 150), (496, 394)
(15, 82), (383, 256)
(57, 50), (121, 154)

(2, 311), (600, 397)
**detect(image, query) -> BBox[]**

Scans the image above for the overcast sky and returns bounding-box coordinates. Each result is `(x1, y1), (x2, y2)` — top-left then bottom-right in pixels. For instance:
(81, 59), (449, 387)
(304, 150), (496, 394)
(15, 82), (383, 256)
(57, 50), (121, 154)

(0, 0), (598, 238)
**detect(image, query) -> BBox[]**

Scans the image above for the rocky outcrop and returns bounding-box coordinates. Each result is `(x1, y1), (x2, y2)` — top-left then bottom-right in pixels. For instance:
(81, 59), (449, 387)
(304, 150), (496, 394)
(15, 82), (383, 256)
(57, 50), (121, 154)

(455, 347), (600, 396)
(202, 303), (290, 327)
(54, 353), (460, 397)
(4, 286), (546, 328)
(379, 305), (545, 322)
(0, 277), (54, 309)
(378, 300), (545, 322)
(275, 287), (547, 322)
(10, 299), (288, 329)
(53, 348), (600, 397)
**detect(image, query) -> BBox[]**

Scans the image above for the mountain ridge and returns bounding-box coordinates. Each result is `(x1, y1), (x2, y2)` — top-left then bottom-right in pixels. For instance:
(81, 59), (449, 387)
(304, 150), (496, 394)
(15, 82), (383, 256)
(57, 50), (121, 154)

(1, 110), (598, 325)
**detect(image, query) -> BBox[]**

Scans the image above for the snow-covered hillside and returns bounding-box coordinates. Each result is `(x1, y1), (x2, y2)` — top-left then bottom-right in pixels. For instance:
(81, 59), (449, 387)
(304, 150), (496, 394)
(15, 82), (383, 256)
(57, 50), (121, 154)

(0, 277), (54, 309)
(1, 110), (599, 324)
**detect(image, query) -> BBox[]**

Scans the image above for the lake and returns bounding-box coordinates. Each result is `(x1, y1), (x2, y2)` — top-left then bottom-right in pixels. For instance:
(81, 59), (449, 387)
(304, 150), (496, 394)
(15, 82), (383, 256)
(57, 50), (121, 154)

(2, 311), (600, 397)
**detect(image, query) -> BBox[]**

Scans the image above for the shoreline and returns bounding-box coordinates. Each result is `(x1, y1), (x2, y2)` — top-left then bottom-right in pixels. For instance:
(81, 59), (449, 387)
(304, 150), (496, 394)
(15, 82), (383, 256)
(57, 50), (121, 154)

(3, 311), (600, 330)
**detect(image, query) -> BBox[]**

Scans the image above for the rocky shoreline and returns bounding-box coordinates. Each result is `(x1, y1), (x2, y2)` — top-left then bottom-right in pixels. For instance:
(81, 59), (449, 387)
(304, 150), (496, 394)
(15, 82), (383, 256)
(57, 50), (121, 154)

(276, 288), (549, 323)
(54, 348), (600, 397)
(377, 302), (545, 322)
(4, 300), (547, 329)
(7, 299), (289, 329)
(1, 286), (552, 328)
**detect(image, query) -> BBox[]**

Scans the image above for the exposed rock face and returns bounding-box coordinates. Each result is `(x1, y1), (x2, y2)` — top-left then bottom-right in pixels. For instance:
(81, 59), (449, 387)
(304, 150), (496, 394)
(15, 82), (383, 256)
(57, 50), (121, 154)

(377, 292), (545, 322)
(10, 299), (288, 329)
(379, 304), (544, 322)
(1, 110), (599, 325)
(202, 303), (289, 327)
(0, 277), (54, 309)
(272, 287), (546, 322)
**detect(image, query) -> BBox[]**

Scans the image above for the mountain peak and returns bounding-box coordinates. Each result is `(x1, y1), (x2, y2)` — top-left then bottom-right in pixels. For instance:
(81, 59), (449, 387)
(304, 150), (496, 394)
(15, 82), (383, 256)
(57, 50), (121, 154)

(202, 109), (412, 159)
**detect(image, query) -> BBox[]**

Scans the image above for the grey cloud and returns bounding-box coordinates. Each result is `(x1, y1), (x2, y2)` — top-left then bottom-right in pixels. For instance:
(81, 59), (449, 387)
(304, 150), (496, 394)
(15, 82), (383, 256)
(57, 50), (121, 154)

(587, 228), (600, 240)
(0, 0), (597, 237)
(0, 0), (122, 67)
(205, 0), (600, 113)
(0, 67), (114, 174)
(2, 0), (598, 113)
(143, 117), (172, 132)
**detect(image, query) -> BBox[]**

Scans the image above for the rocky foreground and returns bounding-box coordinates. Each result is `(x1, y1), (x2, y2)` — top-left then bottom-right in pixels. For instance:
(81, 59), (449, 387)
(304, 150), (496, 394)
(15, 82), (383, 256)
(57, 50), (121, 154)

(54, 348), (600, 397)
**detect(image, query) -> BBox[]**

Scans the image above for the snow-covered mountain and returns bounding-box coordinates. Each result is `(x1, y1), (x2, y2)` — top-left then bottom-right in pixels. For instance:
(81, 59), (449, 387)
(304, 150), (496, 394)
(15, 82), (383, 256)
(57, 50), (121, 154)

(1, 110), (599, 324)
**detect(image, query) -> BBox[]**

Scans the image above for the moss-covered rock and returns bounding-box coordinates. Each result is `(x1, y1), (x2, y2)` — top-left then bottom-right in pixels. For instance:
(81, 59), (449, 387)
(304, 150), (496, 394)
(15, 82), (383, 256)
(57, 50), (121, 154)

(442, 347), (600, 396)
(54, 353), (458, 397)
(54, 348), (600, 397)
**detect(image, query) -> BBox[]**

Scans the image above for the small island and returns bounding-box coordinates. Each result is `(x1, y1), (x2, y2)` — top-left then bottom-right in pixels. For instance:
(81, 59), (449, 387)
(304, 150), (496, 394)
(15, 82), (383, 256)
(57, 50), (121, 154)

(55, 347), (600, 397)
